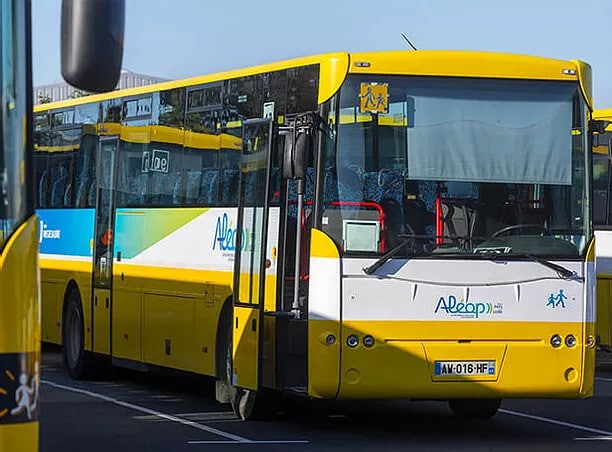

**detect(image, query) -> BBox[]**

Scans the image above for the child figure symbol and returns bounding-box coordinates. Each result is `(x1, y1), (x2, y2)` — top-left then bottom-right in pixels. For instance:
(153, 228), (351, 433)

(11, 372), (36, 420)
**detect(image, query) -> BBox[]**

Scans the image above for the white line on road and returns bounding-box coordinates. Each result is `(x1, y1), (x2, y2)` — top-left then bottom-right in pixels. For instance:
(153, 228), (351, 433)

(500, 409), (612, 437)
(574, 436), (612, 441)
(41, 379), (252, 443)
(187, 440), (310, 445)
(595, 377), (612, 382)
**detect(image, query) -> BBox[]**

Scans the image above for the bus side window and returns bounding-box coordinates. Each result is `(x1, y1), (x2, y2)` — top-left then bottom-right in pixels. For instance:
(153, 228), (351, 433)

(593, 155), (610, 225)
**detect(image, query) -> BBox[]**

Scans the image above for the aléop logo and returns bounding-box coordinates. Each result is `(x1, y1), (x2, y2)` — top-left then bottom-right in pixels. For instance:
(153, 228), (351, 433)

(434, 295), (503, 319)
(212, 213), (251, 252)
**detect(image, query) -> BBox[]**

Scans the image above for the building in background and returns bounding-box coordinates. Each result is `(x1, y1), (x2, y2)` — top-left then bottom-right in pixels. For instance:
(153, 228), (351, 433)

(34, 69), (169, 105)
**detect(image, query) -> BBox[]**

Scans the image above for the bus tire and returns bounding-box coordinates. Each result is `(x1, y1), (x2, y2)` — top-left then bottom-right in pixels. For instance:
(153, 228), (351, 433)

(448, 398), (501, 419)
(62, 288), (98, 380)
(222, 326), (276, 421)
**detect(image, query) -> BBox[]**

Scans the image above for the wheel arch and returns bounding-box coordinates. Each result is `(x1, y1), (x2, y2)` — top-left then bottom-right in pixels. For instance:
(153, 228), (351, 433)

(61, 279), (83, 345)
(215, 296), (233, 380)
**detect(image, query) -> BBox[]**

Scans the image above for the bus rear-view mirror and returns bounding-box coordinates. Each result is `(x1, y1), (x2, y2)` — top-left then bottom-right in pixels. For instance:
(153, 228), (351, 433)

(61, 0), (125, 92)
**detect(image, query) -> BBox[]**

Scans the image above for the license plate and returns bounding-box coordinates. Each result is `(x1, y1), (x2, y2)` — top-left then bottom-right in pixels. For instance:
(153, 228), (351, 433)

(434, 360), (495, 376)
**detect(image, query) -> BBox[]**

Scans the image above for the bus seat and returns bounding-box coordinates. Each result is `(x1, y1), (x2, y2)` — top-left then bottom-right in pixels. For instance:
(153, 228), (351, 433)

(441, 202), (474, 246)
(63, 181), (73, 207)
(87, 179), (97, 207)
(403, 199), (432, 235)
(126, 173), (148, 206)
(364, 171), (397, 203)
(324, 166), (363, 203)
(50, 175), (69, 207)
(198, 169), (218, 206)
(287, 167), (315, 218)
(75, 176), (91, 207)
(172, 174), (184, 205)
(269, 167), (281, 202)
(183, 170), (202, 205)
(150, 172), (180, 206)
(242, 171), (260, 203)
(38, 169), (50, 207)
(220, 169), (239, 206)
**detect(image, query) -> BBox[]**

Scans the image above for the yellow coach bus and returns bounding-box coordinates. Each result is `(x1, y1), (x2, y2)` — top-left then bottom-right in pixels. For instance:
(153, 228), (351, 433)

(0, 0), (123, 450)
(35, 50), (598, 420)
(592, 109), (612, 350)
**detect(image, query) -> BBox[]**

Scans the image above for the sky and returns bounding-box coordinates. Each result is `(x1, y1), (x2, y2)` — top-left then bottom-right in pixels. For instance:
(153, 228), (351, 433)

(32, 0), (612, 108)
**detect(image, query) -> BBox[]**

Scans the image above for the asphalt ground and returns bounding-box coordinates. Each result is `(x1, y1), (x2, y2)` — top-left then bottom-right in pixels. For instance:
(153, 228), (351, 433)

(40, 348), (612, 451)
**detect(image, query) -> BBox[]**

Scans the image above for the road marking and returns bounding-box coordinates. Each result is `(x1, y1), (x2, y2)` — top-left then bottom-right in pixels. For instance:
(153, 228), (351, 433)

(41, 379), (252, 443)
(500, 409), (612, 437)
(188, 440), (309, 445)
(595, 377), (612, 382)
(575, 436), (612, 441)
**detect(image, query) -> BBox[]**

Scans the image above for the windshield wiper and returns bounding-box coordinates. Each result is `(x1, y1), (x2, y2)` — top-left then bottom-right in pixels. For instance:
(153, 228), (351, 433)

(524, 254), (581, 280)
(362, 238), (411, 275)
(478, 250), (580, 280)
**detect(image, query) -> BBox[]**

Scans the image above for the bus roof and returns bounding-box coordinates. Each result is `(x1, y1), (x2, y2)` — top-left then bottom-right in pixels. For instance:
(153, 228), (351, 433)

(594, 109), (612, 124)
(34, 50), (592, 112)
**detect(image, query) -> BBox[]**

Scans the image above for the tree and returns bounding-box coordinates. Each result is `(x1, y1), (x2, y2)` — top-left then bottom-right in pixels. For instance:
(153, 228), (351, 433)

(37, 92), (52, 104)
(68, 89), (91, 99)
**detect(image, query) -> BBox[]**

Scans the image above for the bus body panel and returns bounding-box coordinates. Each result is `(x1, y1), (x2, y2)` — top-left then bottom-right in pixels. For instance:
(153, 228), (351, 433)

(0, 217), (40, 438)
(593, 109), (612, 350)
(308, 229), (342, 399)
(307, 227), (595, 400)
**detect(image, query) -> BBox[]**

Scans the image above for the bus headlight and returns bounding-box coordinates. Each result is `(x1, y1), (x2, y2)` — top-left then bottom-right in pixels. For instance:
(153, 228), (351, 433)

(565, 334), (577, 348)
(363, 335), (375, 348)
(550, 334), (562, 348)
(347, 335), (359, 348)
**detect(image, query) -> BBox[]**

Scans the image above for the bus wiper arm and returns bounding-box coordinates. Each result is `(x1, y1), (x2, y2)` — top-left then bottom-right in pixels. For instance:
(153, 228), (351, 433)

(525, 254), (582, 280)
(362, 238), (410, 275)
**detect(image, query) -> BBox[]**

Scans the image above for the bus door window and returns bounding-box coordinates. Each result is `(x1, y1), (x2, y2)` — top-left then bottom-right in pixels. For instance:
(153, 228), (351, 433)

(93, 139), (118, 288)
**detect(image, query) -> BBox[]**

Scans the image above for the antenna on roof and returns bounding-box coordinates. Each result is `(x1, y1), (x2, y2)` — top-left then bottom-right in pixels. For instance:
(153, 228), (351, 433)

(400, 33), (418, 51)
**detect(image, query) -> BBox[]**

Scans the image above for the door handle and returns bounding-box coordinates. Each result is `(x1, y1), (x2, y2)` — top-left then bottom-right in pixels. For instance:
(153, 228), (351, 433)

(105, 297), (109, 309)
(251, 318), (257, 332)
(94, 296), (97, 306)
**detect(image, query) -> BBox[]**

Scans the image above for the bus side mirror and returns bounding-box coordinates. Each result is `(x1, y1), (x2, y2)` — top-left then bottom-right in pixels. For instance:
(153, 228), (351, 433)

(61, 0), (125, 93)
(591, 119), (612, 159)
(293, 133), (311, 180)
(282, 130), (312, 180)
(282, 131), (294, 179)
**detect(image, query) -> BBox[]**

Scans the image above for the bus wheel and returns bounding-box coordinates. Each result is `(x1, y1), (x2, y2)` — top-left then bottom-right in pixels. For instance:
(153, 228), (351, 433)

(62, 288), (97, 379)
(448, 399), (501, 419)
(223, 332), (276, 421)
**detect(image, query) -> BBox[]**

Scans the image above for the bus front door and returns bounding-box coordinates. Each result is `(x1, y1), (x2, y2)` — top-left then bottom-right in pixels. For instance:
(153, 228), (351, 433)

(231, 119), (274, 391)
(91, 136), (119, 355)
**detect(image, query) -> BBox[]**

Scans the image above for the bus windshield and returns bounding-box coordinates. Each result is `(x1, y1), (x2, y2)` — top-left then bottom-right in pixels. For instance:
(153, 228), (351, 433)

(321, 75), (590, 259)
(0, 0), (27, 250)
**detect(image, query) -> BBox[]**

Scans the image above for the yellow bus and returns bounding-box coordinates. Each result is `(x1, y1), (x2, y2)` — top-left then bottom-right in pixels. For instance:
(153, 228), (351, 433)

(0, 1), (123, 449)
(35, 50), (598, 420)
(592, 109), (612, 351)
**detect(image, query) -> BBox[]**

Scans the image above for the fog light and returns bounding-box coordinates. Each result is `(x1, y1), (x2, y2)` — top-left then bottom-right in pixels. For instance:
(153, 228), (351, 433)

(363, 335), (375, 348)
(565, 334), (577, 347)
(550, 334), (562, 348)
(347, 335), (359, 348)
(325, 334), (336, 345)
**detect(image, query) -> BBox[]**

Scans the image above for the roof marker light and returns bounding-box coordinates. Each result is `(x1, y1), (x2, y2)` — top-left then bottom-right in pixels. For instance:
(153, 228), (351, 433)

(354, 61), (371, 68)
(562, 68), (577, 75)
